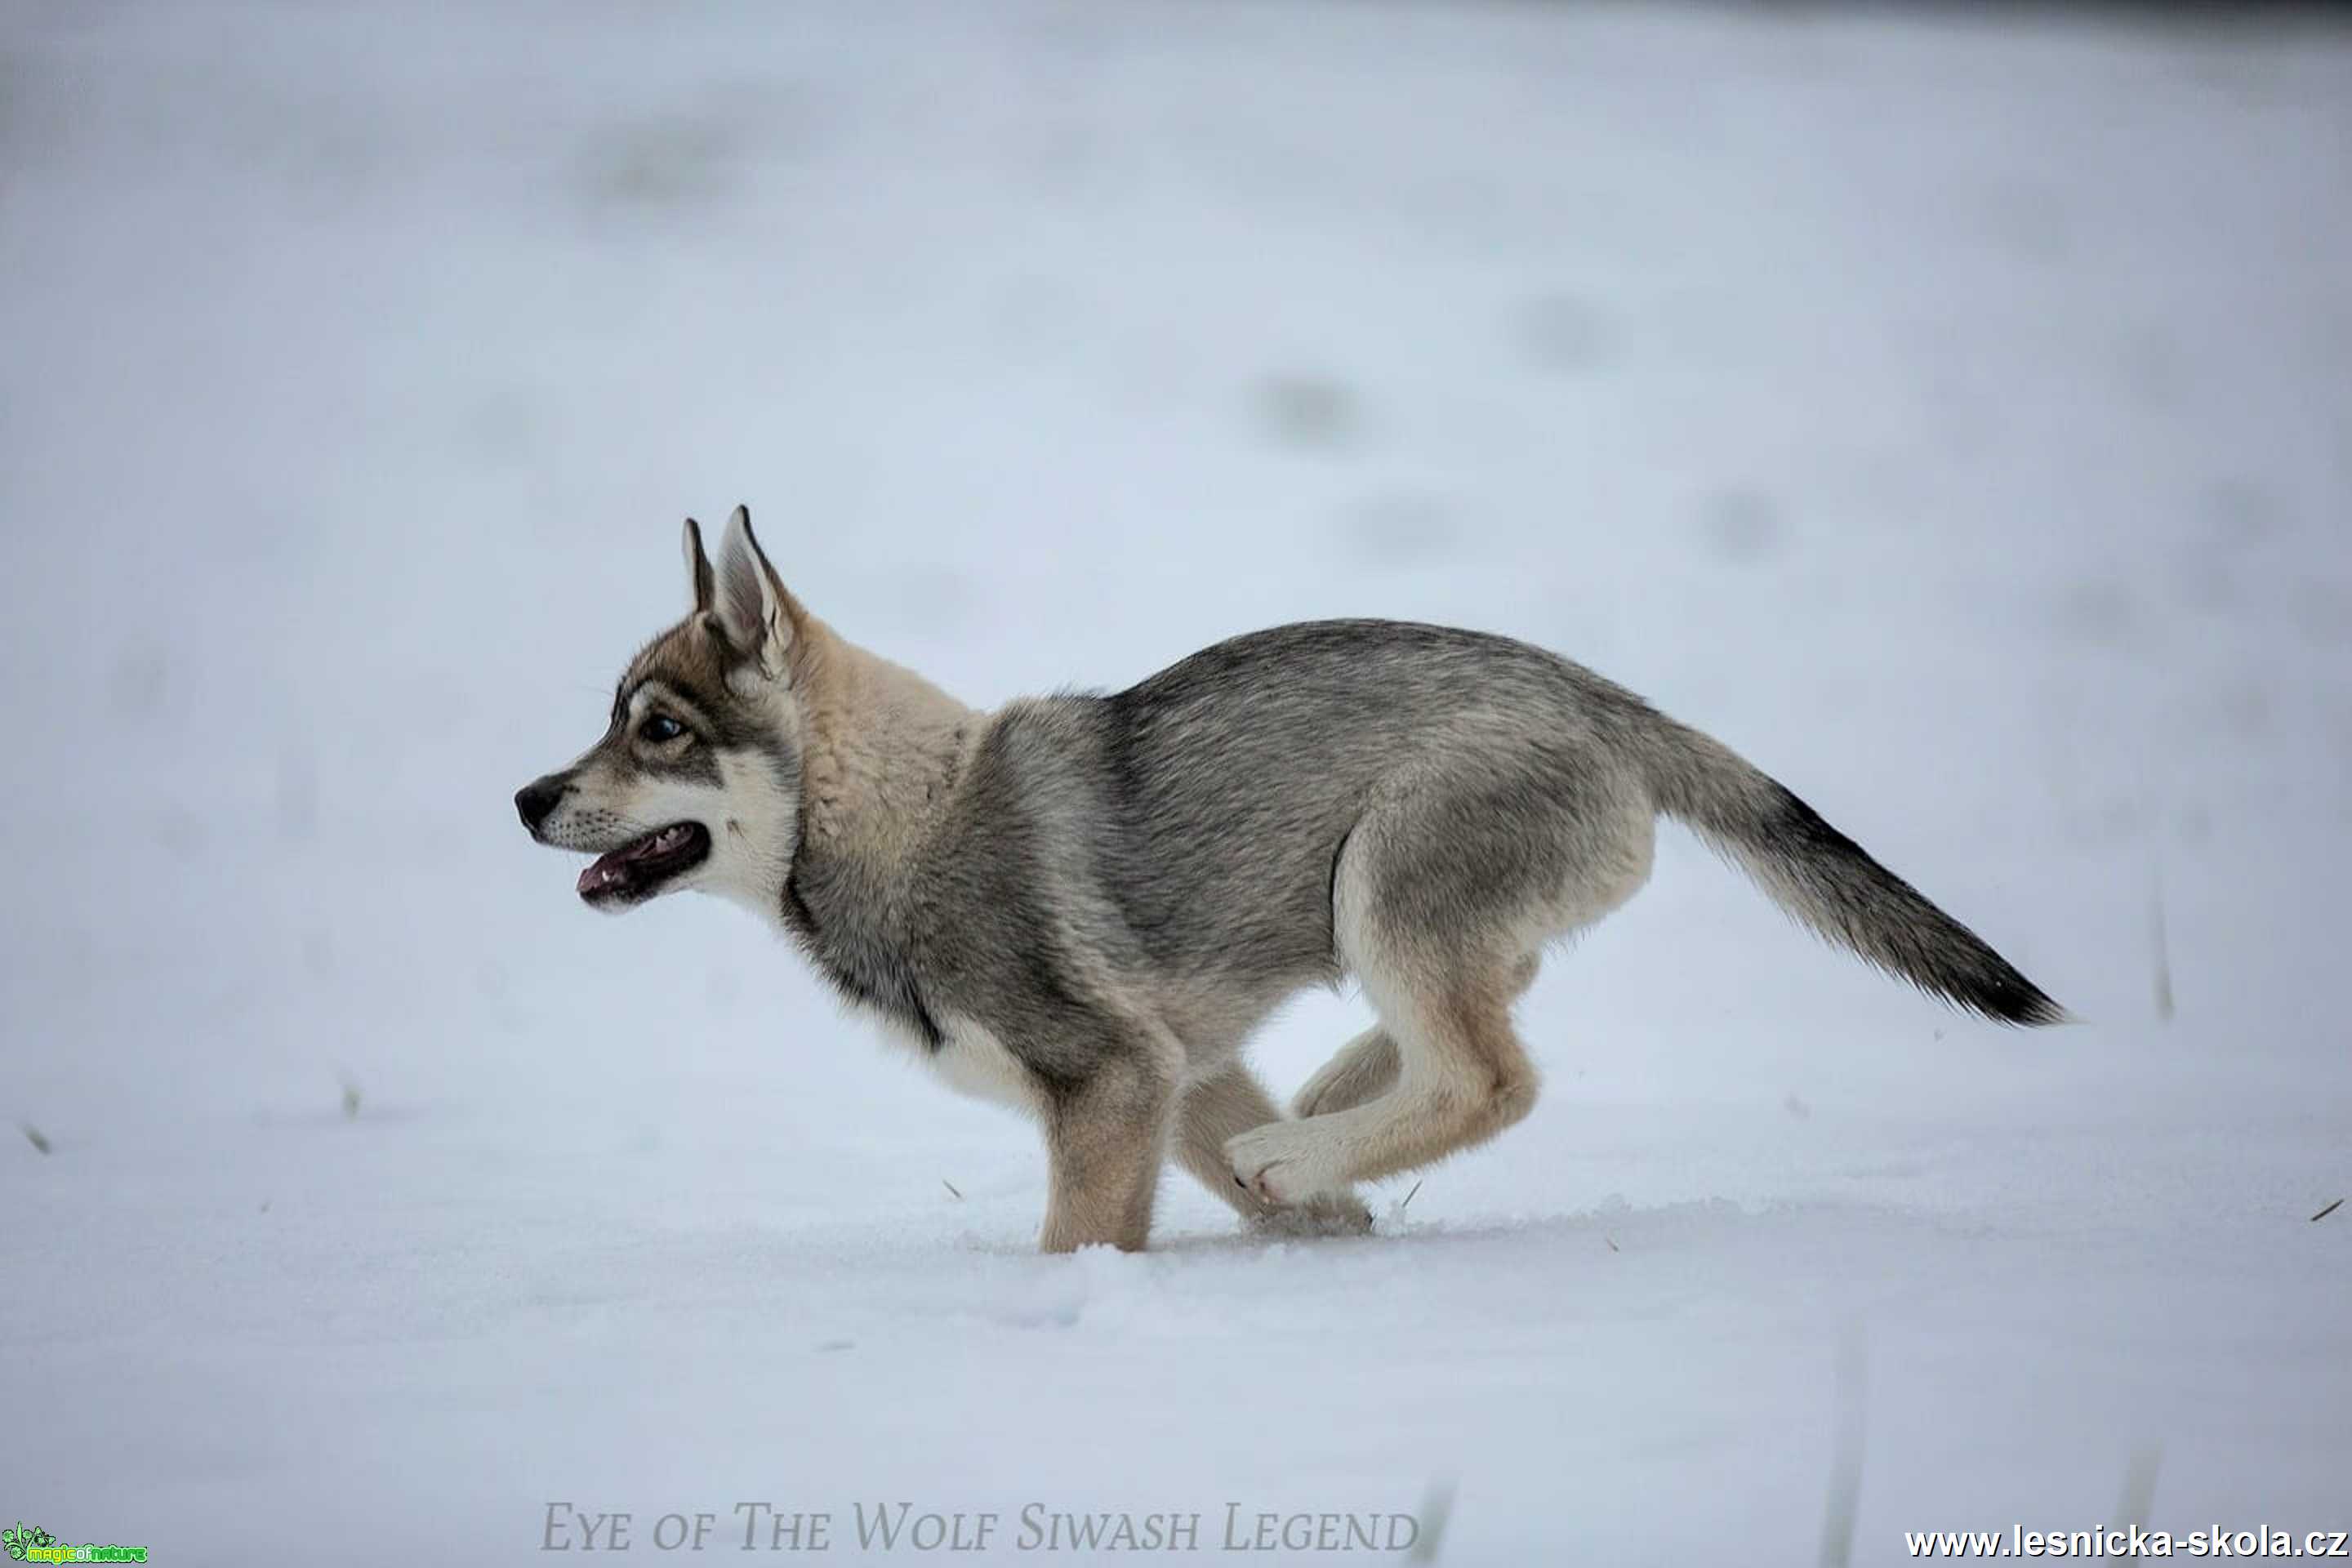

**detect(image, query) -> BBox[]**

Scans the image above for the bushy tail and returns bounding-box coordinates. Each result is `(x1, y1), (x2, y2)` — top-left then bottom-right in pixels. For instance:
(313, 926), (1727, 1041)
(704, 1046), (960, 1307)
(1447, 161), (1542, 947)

(1636, 715), (2065, 1026)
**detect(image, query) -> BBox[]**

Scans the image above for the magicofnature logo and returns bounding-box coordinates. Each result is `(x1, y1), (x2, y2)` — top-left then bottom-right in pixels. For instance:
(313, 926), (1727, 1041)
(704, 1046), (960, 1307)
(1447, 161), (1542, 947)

(2, 1524), (146, 1564)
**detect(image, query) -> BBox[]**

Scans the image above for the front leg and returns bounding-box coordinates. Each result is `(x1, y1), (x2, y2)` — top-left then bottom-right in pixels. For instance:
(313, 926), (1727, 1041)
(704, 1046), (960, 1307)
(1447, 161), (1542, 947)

(1039, 1054), (1173, 1254)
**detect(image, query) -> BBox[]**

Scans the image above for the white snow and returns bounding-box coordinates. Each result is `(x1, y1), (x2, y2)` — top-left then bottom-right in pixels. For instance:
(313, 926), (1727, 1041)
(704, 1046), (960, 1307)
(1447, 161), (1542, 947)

(4, 1), (2349, 1561)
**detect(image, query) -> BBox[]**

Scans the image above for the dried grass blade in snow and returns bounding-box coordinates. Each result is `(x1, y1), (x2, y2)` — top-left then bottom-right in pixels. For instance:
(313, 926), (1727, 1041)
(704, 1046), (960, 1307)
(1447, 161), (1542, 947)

(1818, 1333), (1868, 1568)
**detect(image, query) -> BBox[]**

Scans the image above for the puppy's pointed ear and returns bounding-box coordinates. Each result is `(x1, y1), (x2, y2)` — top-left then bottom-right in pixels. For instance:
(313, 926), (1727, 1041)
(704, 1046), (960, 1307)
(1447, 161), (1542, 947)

(682, 517), (715, 613)
(714, 503), (802, 681)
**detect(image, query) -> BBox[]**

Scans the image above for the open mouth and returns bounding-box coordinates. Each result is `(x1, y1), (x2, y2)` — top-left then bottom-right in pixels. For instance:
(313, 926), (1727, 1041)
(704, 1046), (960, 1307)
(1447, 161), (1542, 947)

(577, 822), (710, 906)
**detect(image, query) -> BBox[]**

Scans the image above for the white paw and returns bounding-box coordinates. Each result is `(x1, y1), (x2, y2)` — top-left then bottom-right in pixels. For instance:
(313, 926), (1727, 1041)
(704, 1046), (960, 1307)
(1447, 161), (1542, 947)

(1225, 1122), (1341, 1209)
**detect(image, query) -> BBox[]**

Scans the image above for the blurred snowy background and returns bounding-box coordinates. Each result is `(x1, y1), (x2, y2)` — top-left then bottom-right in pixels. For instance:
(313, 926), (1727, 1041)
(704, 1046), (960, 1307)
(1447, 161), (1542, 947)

(3, 1), (2348, 1561)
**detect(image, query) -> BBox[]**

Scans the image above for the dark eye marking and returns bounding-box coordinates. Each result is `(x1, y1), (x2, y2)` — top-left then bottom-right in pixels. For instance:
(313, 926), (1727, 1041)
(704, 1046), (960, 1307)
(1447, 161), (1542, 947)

(638, 714), (688, 745)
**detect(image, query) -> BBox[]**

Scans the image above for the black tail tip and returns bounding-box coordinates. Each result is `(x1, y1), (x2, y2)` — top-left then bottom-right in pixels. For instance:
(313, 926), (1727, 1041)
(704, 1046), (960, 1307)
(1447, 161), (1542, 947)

(1965, 972), (2070, 1027)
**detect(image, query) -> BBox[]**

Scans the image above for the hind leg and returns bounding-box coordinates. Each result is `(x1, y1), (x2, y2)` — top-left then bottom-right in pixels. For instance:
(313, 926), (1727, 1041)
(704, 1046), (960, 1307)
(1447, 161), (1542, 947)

(1293, 1028), (1398, 1119)
(1230, 962), (1539, 1202)
(1174, 1063), (1372, 1233)
(1228, 772), (1649, 1201)
(1292, 957), (1539, 1120)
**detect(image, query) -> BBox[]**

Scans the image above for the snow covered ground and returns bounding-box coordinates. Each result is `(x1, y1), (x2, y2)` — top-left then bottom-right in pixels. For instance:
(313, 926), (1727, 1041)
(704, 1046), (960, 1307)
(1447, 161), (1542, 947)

(4, 1), (2349, 1561)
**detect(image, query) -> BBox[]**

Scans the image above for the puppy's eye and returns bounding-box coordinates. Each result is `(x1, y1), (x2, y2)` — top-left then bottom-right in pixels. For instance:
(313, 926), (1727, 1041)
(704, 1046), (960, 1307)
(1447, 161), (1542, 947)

(638, 715), (686, 744)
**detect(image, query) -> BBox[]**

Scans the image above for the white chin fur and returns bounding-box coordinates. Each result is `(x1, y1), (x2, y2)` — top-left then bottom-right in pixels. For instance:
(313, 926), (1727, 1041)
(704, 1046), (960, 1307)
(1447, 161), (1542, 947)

(696, 751), (801, 926)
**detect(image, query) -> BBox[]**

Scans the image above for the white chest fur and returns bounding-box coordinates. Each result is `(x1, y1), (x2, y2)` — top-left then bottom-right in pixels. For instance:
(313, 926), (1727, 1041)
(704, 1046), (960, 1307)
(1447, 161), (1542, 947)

(875, 1011), (1041, 1119)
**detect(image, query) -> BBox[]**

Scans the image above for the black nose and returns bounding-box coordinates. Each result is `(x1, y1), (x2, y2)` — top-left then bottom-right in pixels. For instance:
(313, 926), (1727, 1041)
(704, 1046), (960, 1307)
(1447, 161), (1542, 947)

(514, 777), (568, 833)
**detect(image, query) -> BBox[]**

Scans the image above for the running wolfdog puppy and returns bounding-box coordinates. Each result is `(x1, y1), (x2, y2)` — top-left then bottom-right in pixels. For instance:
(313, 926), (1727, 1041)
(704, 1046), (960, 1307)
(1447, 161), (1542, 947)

(517, 507), (2061, 1251)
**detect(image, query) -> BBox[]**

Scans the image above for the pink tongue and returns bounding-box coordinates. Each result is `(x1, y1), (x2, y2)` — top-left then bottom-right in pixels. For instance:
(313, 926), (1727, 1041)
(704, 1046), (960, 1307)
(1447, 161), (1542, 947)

(578, 827), (684, 894)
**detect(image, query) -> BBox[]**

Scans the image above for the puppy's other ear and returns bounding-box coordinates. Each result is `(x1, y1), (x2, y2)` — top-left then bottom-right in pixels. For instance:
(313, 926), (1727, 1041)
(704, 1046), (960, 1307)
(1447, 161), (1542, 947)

(682, 517), (715, 614)
(714, 503), (804, 681)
